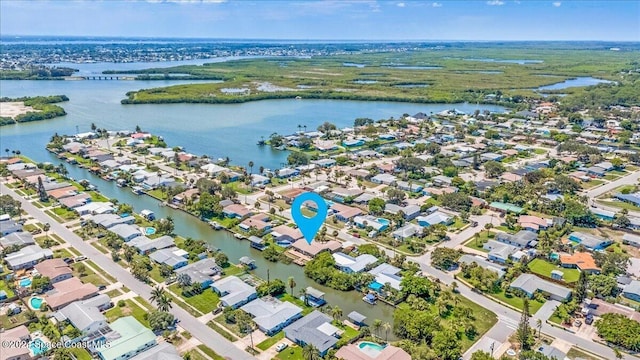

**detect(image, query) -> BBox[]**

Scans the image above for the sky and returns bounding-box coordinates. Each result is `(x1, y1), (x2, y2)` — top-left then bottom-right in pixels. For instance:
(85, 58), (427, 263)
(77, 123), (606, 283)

(1, 0), (639, 41)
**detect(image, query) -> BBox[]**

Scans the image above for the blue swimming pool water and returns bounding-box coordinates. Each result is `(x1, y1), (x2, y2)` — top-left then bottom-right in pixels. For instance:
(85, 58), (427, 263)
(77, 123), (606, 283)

(377, 218), (390, 226)
(19, 278), (32, 287)
(30, 297), (43, 310)
(29, 338), (49, 355)
(145, 227), (156, 235)
(358, 341), (385, 357)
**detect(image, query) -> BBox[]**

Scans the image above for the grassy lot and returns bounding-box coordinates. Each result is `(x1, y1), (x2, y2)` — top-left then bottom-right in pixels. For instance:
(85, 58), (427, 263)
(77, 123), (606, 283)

(168, 283), (220, 314)
(276, 345), (302, 360)
(0, 280), (16, 298)
(214, 315), (246, 337)
(533, 148), (547, 155)
(528, 258), (580, 283)
(455, 295), (498, 350)
(449, 217), (467, 231)
(53, 248), (73, 259)
(164, 292), (203, 317)
(490, 290), (545, 314)
(581, 179), (604, 189)
(257, 331), (285, 350)
(89, 191), (109, 202)
(106, 289), (122, 298)
(69, 348), (92, 360)
(149, 265), (166, 283)
(566, 347), (604, 360)
(207, 320), (237, 342)
(603, 174), (620, 181)
(105, 299), (150, 328)
(91, 241), (109, 254)
(72, 262), (107, 287)
(277, 293), (315, 315)
(197, 345), (226, 360)
(598, 200), (640, 212)
(222, 265), (247, 277)
(44, 210), (65, 223)
(52, 206), (79, 220)
(0, 311), (31, 329)
(463, 231), (494, 252)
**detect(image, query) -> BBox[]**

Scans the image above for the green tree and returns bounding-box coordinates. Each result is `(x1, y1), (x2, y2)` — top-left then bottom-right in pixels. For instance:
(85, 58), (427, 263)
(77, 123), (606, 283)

(484, 161), (505, 178)
(431, 248), (462, 270)
(288, 276), (296, 296)
(148, 310), (175, 332)
(575, 270), (588, 302)
(302, 344), (321, 360)
(368, 197), (386, 215)
(516, 299), (534, 351)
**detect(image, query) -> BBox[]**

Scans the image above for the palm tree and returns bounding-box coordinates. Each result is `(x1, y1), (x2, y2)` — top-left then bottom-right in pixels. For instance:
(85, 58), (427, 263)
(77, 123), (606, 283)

(302, 344), (320, 360)
(536, 319), (542, 338)
(331, 305), (342, 321)
(382, 322), (392, 342)
(4, 148), (9, 158)
(43, 223), (50, 239)
(299, 288), (309, 306)
(288, 277), (296, 296)
(297, 124), (302, 133)
(157, 294), (173, 312)
(150, 285), (169, 310)
(372, 319), (382, 338)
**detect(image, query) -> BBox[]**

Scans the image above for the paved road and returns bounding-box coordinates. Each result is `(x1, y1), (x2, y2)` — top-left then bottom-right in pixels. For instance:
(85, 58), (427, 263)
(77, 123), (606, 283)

(584, 170), (640, 199)
(0, 183), (255, 360)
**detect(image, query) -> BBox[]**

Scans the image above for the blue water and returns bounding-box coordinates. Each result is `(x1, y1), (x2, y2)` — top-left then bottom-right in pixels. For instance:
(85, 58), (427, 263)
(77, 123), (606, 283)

(29, 338), (49, 355)
(377, 218), (390, 226)
(145, 227), (156, 235)
(19, 278), (32, 287)
(30, 297), (43, 310)
(359, 341), (385, 352)
(464, 58), (543, 65)
(384, 65), (442, 70)
(536, 77), (614, 91)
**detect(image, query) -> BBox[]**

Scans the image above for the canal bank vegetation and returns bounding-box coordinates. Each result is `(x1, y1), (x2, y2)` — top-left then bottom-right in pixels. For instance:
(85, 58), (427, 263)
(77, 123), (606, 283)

(120, 46), (639, 109)
(0, 66), (77, 80)
(0, 95), (68, 126)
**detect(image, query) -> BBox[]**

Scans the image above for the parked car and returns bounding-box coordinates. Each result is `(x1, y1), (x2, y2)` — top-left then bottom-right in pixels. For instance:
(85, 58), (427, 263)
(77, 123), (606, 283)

(573, 319), (582, 327)
(471, 221), (479, 227)
(75, 256), (87, 262)
(275, 343), (288, 352)
(98, 285), (107, 291)
(63, 257), (75, 264)
(585, 315), (594, 325)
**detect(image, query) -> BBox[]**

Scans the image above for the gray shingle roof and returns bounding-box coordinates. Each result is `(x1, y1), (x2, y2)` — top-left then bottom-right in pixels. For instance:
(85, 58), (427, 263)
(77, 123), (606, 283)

(284, 310), (338, 354)
(240, 297), (302, 333)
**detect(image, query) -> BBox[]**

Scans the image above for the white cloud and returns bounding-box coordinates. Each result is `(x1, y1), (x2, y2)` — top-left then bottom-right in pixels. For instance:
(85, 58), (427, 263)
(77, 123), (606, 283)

(432, 2), (442, 7)
(396, 2), (405, 7)
(552, 1), (561, 6)
(487, 0), (505, 5)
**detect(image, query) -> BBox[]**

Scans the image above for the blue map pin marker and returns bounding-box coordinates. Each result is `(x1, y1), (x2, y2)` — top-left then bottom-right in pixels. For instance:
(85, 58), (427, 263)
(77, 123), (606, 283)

(291, 192), (328, 245)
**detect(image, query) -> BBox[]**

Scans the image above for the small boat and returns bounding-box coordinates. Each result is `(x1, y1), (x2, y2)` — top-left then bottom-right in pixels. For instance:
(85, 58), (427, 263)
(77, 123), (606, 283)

(209, 221), (222, 230)
(116, 179), (127, 187)
(233, 233), (245, 240)
(131, 186), (144, 195)
(362, 294), (377, 305)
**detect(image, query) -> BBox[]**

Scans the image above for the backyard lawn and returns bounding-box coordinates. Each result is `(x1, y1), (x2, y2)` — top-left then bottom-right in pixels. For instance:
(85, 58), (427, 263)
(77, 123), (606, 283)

(168, 283), (220, 313)
(105, 299), (150, 328)
(256, 331), (285, 350)
(276, 345), (303, 360)
(463, 231), (494, 252)
(490, 290), (545, 314)
(0, 279), (16, 298)
(528, 258), (580, 283)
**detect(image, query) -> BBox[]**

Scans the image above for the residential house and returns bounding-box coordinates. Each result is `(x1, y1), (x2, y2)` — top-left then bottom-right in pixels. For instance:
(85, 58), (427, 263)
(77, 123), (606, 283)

(489, 202), (524, 214)
(109, 224), (141, 242)
(5, 245), (54, 270)
(368, 263), (402, 291)
(284, 310), (340, 356)
(496, 230), (537, 248)
(174, 258), (221, 288)
(149, 248), (188, 269)
(384, 204), (421, 221)
(240, 297), (303, 335)
(510, 273), (572, 301)
(239, 214), (271, 233)
(270, 225), (303, 247)
(95, 317), (157, 360)
(331, 203), (363, 222)
(560, 252), (600, 274)
(622, 233), (640, 248)
(57, 294), (111, 334)
(0, 219), (23, 236)
(34, 258), (73, 283)
(615, 193), (640, 207)
(483, 240), (520, 264)
(416, 211), (453, 227)
(353, 216), (389, 232)
(332, 253), (377, 274)
(568, 232), (612, 251)
(248, 236), (267, 251)
(336, 343), (411, 360)
(251, 174), (270, 187)
(622, 280), (640, 302)
(46, 277), (99, 310)
(59, 193), (91, 209)
(396, 180), (423, 193)
(211, 276), (257, 309)
(481, 152), (505, 162)
(392, 223), (423, 241)
(129, 343), (182, 360)
(277, 168), (299, 178)
(222, 203), (252, 219)
(128, 235), (175, 254)
(458, 255), (506, 278)
(592, 208), (616, 221)
(75, 202), (115, 216)
(432, 175), (453, 187)
(2, 325), (31, 360)
(370, 174), (396, 185)
(89, 214), (135, 229)
(172, 188), (199, 204)
(0, 232), (35, 249)
(291, 239), (341, 258)
(518, 215), (552, 232)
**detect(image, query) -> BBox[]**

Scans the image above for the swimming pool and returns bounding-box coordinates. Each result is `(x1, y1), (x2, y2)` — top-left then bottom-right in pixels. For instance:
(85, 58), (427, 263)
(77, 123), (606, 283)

(377, 218), (390, 226)
(29, 338), (49, 355)
(30, 297), (44, 310)
(145, 227), (156, 235)
(358, 341), (385, 357)
(19, 278), (32, 287)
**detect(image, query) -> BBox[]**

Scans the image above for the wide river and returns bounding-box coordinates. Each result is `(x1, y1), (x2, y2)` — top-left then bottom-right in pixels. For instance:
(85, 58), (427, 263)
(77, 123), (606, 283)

(0, 62), (506, 330)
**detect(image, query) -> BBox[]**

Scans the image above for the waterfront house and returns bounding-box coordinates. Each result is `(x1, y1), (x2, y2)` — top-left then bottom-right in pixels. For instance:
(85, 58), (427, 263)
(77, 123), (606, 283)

(89, 213), (135, 229)
(46, 277), (99, 310)
(416, 211), (452, 227)
(0, 232), (35, 249)
(34, 258), (73, 283)
(59, 193), (91, 209)
(495, 230), (537, 249)
(240, 214), (271, 233)
(623, 280), (640, 302)
(392, 223), (423, 241)
(2, 325), (31, 360)
(560, 252), (600, 274)
(251, 174), (270, 187)
(291, 239), (341, 258)
(332, 253), (377, 274)
(109, 224), (142, 242)
(222, 203), (252, 219)
(240, 297), (303, 336)
(336, 343), (411, 360)
(248, 236), (267, 251)
(368, 263), (403, 291)
(211, 276), (257, 309)
(5, 245), (54, 270)
(128, 235), (175, 254)
(75, 202), (115, 216)
(568, 232), (612, 251)
(174, 258), (221, 288)
(172, 188), (199, 205)
(509, 274), (571, 301)
(95, 317), (157, 360)
(269, 225), (303, 246)
(277, 168), (299, 178)
(458, 255), (506, 277)
(57, 294), (110, 334)
(304, 287), (327, 307)
(284, 310), (340, 357)
(149, 248), (188, 269)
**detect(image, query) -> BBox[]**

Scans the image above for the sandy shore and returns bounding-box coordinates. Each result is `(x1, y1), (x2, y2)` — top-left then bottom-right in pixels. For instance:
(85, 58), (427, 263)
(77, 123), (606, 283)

(0, 102), (39, 118)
